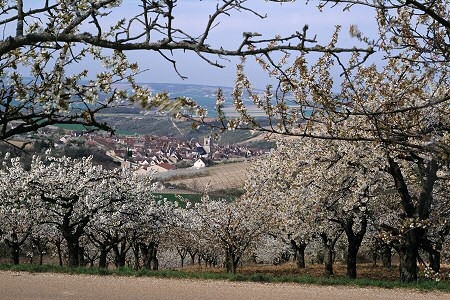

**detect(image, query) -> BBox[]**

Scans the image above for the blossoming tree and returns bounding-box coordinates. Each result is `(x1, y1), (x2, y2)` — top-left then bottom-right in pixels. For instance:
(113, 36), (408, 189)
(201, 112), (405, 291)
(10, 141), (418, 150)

(23, 154), (127, 266)
(84, 171), (163, 269)
(0, 151), (179, 268)
(191, 194), (272, 274)
(0, 154), (37, 264)
(246, 137), (392, 278)
(207, 0), (450, 283)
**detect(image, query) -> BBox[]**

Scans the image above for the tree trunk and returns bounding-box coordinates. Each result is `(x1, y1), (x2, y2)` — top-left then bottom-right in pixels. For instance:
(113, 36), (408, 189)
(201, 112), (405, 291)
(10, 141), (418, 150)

(296, 246), (306, 269)
(98, 247), (109, 269)
(32, 237), (47, 266)
(382, 244), (392, 268)
(387, 156), (437, 283)
(6, 231), (31, 265)
(429, 251), (440, 274)
(225, 249), (239, 274)
(132, 243), (140, 270)
(112, 240), (128, 268)
(230, 252), (239, 274)
(398, 230), (419, 283)
(428, 243), (441, 274)
(140, 241), (158, 270)
(320, 232), (341, 276)
(9, 243), (20, 265)
(65, 237), (80, 267)
(151, 243), (159, 271)
(291, 240), (307, 269)
(346, 238), (358, 279)
(324, 245), (333, 276)
(55, 241), (63, 266)
(344, 217), (366, 279)
(188, 249), (197, 266)
(372, 245), (377, 267)
(177, 247), (188, 268)
(78, 246), (85, 267)
(140, 243), (151, 269)
(316, 250), (324, 264)
(151, 257), (159, 270)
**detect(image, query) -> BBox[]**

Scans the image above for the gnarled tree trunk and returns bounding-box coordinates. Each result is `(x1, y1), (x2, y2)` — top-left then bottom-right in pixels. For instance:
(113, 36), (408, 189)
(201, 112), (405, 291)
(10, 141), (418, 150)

(397, 231), (419, 283)
(387, 156), (437, 283)
(382, 243), (392, 268)
(113, 239), (129, 268)
(320, 232), (341, 276)
(343, 216), (367, 279)
(140, 241), (158, 270)
(225, 248), (240, 274)
(291, 239), (307, 269)
(64, 235), (81, 267)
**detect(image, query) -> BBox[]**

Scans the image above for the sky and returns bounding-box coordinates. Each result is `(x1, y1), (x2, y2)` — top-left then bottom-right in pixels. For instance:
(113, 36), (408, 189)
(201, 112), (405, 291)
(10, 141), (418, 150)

(16, 1), (377, 90)
(97, 0), (377, 89)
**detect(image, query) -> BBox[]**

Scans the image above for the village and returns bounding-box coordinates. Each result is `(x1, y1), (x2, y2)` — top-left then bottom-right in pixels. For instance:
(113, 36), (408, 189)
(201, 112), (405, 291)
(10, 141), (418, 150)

(50, 128), (270, 176)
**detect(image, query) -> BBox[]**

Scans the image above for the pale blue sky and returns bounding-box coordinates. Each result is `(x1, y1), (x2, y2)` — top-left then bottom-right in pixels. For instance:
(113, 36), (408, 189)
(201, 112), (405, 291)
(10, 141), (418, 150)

(21, 1), (378, 89)
(79, 1), (376, 89)
(136, 1), (376, 88)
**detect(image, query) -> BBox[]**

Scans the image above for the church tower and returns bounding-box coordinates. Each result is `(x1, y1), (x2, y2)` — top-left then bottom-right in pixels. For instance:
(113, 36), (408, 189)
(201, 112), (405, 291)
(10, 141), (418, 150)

(203, 136), (212, 155)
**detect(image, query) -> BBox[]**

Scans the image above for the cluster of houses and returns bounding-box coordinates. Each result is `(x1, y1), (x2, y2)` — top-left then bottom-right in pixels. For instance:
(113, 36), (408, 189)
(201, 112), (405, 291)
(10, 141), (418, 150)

(25, 123), (269, 175)
(80, 133), (267, 175)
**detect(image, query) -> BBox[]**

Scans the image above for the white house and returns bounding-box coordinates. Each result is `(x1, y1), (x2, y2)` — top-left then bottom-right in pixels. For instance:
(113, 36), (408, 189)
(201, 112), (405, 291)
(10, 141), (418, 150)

(193, 158), (208, 169)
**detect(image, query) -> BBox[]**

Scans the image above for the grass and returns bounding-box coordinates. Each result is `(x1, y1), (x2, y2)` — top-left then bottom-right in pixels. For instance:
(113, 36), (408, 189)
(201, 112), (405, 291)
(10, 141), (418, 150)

(1, 263), (449, 293)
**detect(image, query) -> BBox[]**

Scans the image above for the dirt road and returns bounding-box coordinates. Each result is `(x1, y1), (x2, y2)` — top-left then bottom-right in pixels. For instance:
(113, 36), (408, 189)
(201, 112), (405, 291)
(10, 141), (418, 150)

(1, 271), (448, 300)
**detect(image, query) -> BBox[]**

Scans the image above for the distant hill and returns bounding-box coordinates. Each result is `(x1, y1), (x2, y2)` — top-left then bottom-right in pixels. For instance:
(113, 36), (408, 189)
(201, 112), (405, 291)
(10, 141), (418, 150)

(98, 113), (274, 148)
(105, 81), (237, 117)
(97, 82), (275, 147)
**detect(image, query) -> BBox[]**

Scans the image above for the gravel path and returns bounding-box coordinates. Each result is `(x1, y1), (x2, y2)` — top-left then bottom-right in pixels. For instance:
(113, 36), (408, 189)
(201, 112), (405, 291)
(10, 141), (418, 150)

(1, 271), (449, 300)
